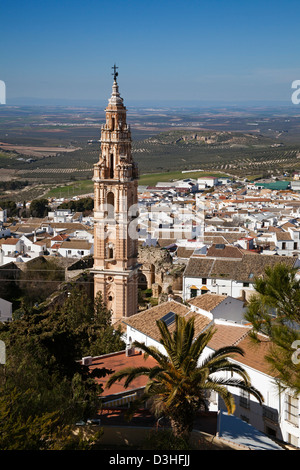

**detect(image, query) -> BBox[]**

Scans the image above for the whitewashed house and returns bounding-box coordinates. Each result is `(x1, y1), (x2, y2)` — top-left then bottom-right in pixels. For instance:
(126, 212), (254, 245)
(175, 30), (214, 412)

(0, 238), (23, 265)
(19, 235), (47, 258)
(122, 299), (300, 448)
(47, 209), (73, 223)
(182, 245), (299, 301)
(0, 208), (7, 223)
(187, 293), (247, 324)
(0, 224), (10, 239)
(57, 240), (94, 258)
(274, 231), (296, 256)
(197, 176), (219, 189)
(0, 298), (12, 322)
(0, 235), (48, 265)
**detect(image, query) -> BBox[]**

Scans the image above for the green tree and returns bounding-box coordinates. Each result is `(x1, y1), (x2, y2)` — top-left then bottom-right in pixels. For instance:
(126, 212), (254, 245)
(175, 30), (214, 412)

(0, 285), (122, 448)
(245, 263), (300, 394)
(0, 389), (102, 450)
(58, 197), (93, 214)
(54, 288), (125, 358)
(1, 200), (17, 217)
(18, 258), (65, 308)
(106, 314), (264, 441)
(29, 198), (49, 218)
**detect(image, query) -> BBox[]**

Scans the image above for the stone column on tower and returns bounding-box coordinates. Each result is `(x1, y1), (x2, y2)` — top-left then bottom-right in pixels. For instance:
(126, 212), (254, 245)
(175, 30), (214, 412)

(93, 67), (139, 323)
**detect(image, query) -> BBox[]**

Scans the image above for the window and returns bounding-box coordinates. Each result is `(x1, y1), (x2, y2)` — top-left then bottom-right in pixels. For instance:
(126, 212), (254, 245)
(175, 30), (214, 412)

(107, 192), (115, 219)
(110, 154), (114, 178)
(190, 288), (198, 298)
(263, 406), (278, 423)
(294, 242), (298, 250)
(285, 394), (299, 426)
(243, 282), (250, 287)
(282, 242), (286, 250)
(265, 426), (277, 439)
(107, 243), (114, 259)
(287, 433), (299, 447)
(202, 278), (207, 285)
(240, 415), (249, 424)
(240, 389), (250, 409)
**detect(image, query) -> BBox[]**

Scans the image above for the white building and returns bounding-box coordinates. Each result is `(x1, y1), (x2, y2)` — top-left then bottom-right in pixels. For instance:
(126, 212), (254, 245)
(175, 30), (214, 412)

(47, 209), (83, 224)
(0, 236), (47, 265)
(291, 180), (300, 191)
(197, 176), (219, 189)
(57, 240), (94, 258)
(122, 299), (300, 448)
(0, 224), (10, 239)
(0, 208), (7, 223)
(182, 247), (299, 301)
(188, 293), (247, 324)
(0, 238), (23, 260)
(0, 298), (12, 322)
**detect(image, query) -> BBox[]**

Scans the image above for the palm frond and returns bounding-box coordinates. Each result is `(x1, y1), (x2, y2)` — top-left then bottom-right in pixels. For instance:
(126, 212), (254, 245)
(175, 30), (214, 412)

(206, 377), (264, 405)
(132, 341), (169, 366)
(201, 381), (236, 414)
(189, 326), (216, 360)
(105, 366), (152, 389)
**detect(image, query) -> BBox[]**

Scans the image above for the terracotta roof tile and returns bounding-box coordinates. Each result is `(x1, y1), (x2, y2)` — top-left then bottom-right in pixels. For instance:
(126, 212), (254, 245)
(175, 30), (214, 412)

(188, 294), (227, 311)
(123, 301), (192, 342)
(60, 240), (93, 249)
(204, 231), (246, 244)
(176, 247), (195, 258)
(185, 253), (297, 282)
(233, 333), (274, 376)
(0, 238), (19, 245)
(184, 311), (213, 334)
(275, 231), (292, 241)
(206, 244), (243, 259)
(208, 324), (274, 376)
(89, 351), (158, 396)
(208, 324), (251, 351)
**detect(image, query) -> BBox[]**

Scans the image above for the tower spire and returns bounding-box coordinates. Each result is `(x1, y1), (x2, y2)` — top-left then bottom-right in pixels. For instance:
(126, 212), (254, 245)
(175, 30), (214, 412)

(109, 64), (123, 106)
(93, 67), (139, 322)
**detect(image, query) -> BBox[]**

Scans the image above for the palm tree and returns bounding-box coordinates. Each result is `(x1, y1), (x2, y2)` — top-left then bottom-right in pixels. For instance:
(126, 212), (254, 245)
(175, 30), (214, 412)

(245, 263), (300, 394)
(106, 314), (264, 440)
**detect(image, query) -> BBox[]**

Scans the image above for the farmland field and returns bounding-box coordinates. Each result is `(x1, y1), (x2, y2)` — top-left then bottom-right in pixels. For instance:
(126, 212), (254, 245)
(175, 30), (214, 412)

(0, 104), (300, 201)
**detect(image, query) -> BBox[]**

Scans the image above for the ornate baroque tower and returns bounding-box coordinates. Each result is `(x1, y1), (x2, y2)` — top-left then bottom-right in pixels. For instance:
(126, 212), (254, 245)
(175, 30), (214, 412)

(93, 66), (139, 322)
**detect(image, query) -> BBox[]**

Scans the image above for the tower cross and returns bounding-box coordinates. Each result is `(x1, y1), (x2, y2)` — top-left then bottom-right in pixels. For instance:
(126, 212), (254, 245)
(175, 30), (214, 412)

(112, 64), (118, 81)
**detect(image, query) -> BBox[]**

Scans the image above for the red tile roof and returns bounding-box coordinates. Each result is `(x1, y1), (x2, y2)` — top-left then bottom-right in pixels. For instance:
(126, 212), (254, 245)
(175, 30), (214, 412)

(0, 238), (19, 245)
(208, 324), (274, 376)
(88, 351), (157, 396)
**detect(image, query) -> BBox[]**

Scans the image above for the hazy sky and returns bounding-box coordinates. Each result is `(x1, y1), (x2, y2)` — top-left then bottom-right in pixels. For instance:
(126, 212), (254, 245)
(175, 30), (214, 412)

(1, 0), (300, 105)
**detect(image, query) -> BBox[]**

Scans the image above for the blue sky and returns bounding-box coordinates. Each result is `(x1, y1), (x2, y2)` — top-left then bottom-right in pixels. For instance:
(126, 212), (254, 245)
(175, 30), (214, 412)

(1, 0), (300, 105)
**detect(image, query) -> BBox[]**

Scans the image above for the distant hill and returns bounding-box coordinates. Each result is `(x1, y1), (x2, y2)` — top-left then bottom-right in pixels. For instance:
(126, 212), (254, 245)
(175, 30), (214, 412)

(132, 129), (298, 177)
(136, 129), (274, 147)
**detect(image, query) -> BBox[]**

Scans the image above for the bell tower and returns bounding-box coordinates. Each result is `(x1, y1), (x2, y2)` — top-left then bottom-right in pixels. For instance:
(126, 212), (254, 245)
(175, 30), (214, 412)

(93, 66), (139, 322)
